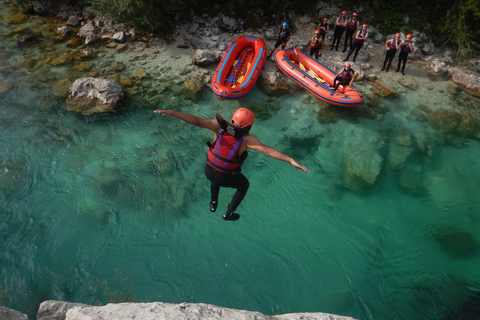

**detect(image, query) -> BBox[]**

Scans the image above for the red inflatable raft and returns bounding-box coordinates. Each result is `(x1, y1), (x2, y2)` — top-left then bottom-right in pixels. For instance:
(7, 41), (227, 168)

(212, 35), (267, 100)
(275, 47), (364, 107)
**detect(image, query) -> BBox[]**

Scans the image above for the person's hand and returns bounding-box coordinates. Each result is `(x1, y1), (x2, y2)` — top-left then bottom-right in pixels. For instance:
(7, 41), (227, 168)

(291, 160), (310, 173)
(154, 109), (174, 116)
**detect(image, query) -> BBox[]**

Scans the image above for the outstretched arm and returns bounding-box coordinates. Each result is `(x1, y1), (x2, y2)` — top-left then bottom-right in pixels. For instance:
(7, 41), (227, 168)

(154, 109), (219, 132)
(244, 135), (310, 173)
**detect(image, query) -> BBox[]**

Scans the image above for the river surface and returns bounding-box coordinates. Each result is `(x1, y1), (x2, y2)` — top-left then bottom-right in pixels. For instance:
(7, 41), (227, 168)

(1, 3), (480, 320)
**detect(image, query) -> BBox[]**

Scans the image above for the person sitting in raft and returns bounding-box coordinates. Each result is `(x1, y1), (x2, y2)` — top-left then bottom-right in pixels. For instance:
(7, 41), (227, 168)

(317, 17), (329, 41)
(307, 29), (324, 59)
(381, 33), (401, 72)
(330, 62), (355, 91)
(267, 22), (291, 58)
(343, 12), (359, 53)
(153, 108), (309, 221)
(343, 23), (368, 62)
(396, 34), (415, 75)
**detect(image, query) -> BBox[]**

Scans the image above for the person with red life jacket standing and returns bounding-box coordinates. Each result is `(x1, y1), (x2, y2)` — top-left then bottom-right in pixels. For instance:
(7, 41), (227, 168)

(343, 12), (359, 53)
(153, 108), (309, 221)
(343, 23), (368, 62)
(396, 34), (415, 75)
(308, 29), (324, 59)
(381, 33), (401, 72)
(330, 10), (347, 51)
(317, 17), (329, 41)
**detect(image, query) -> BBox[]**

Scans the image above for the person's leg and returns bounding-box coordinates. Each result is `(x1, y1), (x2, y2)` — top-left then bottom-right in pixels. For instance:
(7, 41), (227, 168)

(309, 47), (315, 57)
(352, 42), (363, 62)
(396, 52), (404, 72)
(401, 53), (409, 75)
(344, 42), (356, 61)
(222, 173), (249, 220)
(205, 164), (221, 212)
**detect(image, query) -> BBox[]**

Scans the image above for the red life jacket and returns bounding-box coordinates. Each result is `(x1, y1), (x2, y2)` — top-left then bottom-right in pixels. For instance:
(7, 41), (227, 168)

(341, 69), (353, 81)
(389, 39), (400, 50)
(207, 114), (250, 173)
(318, 23), (328, 34)
(355, 30), (368, 43)
(347, 19), (358, 30)
(310, 36), (322, 48)
(401, 41), (412, 52)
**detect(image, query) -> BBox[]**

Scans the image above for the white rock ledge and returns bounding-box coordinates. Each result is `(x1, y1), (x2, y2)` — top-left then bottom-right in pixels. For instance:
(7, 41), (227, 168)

(33, 300), (359, 320)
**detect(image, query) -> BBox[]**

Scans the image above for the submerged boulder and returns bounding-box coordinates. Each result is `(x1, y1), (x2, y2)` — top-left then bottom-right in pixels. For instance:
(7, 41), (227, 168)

(342, 142), (383, 191)
(66, 77), (124, 115)
(372, 80), (399, 99)
(451, 69), (480, 98)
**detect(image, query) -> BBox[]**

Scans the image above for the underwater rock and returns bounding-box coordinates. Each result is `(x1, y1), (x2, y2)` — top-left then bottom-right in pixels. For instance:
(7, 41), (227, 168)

(445, 81), (458, 95)
(342, 142), (383, 191)
(57, 26), (70, 38)
(66, 37), (82, 47)
(372, 80), (399, 99)
(249, 102), (272, 120)
(387, 143), (414, 171)
(317, 104), (339, 124)
(393, 129), (412, 147)
(455, 111), (475, 138)
(6, 12), (29, 24)
(433, 226), (480, 259)
(79, 50), (96, 60)
(427, 108), (460, 133)
(398, 167), (426, 194)
(0, 82), (14, 96)
(397, 76), (418, 90)
(52, 79), (73, 97)
(49, 55), (73, 66)
(180, 78), (204, 101)
(66, 77), (124, 115)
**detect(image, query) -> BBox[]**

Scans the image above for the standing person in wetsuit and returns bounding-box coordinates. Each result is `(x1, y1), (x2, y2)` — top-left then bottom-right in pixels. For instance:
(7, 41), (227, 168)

(330, 63), (355, 91)
(381, 33), (401, 72)
(330, 10), (347, 51)
(153, 108), (309, 221)
(308, 29), (324, 59)
(343, 24), (368, 62)
(267, 22), (291, 58)
(343, 12), (359, 53)
(396, 34), (415, 75)
(317, 17), (329, 41)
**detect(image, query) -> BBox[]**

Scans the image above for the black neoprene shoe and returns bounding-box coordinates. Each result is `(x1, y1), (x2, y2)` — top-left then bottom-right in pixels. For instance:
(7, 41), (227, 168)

(209, 201), (217, 212)
(223, 212), (240, 221)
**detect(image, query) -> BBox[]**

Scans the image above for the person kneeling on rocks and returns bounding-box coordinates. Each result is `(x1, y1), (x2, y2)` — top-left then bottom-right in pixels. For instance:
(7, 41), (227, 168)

(330, 63), (355, 91)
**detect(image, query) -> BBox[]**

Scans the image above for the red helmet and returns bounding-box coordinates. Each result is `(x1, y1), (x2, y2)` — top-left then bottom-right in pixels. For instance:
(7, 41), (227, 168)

(362, 24), (368, 28)
(395, 33), (401, 37)
(232, 108), (255, 127)
(406, 34), (412, 38)
(323, 17), (328, 21)
(341, 10), (347, 14)
(314, 29), (321, 35)
(352, 12), (358, 16)
(345, 63), (351, 67)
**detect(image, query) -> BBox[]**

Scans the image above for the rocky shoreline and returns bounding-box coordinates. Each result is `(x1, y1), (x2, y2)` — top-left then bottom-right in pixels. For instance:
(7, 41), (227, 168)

(2, 2), (480, 320)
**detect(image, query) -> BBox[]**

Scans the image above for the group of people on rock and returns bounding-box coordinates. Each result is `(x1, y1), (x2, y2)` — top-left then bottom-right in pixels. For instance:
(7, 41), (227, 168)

(267, 11), (416, 82)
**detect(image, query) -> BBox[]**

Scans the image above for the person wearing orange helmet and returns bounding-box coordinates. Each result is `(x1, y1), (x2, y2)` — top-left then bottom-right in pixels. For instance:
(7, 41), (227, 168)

(330, 62), (355, 91)
(343, 23), (368, 62)
(330, 10), (347, 51)
(307, 29), (324, 59)
(317, 17), (329, 41)
(343, 12), (359, 53)
(381, 33), (401, 72)
(153, 108), (309, 221)
(396, 34), (415, 75)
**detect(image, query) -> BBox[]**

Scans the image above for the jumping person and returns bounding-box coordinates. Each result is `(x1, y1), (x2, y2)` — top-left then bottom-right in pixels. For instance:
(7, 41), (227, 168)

(343, 24), (368, 62)
(343, 12), (359, 53)
(153, 108), (309, 221)
(381, 33), (401, 72)
(317, 17), (329, 41)
(330, 10), (347, 51)
(267, 22), (291, 58)
(330, 63), (355, 91)
(396, 34), (415, 75)
(308, 29), (324, 59)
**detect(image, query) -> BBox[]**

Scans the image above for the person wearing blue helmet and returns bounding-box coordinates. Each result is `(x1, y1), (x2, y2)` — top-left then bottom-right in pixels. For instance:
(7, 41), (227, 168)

(267, 22), (291, 58)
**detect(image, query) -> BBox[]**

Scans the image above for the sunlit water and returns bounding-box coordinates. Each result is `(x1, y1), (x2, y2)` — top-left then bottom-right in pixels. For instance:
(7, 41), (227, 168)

(2, 4), (480, 320)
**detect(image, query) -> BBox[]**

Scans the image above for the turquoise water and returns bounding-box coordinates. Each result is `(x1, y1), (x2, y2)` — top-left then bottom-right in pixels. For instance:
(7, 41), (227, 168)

(2, 4), (480, 320)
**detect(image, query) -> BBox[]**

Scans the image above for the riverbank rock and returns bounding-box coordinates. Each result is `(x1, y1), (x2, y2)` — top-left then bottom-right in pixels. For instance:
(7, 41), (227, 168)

(34, 301), (357, 320)
(192, 49), (222, 66)
(450, 69), (480, 98)
(0, 306), (28, 320)
(66, 77), (124, 115)
(371, 80), (399, 99)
